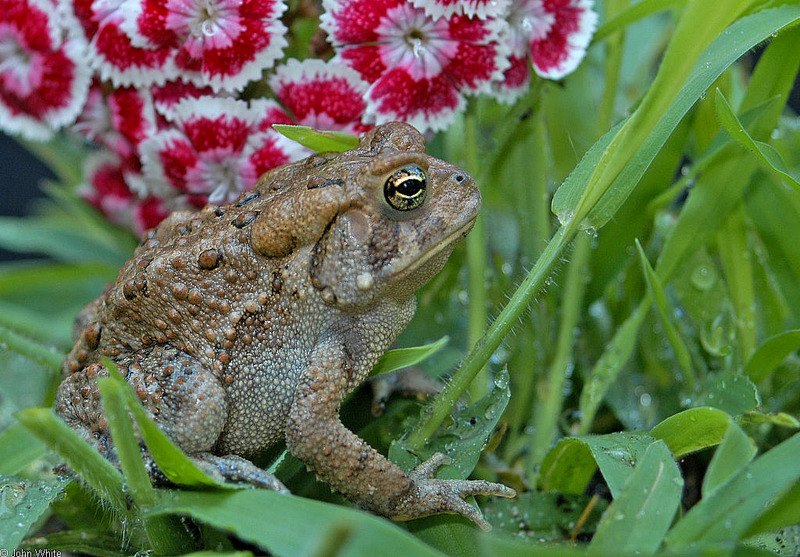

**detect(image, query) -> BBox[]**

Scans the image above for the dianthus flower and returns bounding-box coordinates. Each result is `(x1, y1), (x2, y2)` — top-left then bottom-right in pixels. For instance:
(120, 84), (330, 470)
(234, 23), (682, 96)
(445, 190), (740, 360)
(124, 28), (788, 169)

(64, 0), (288, 91)
(269, 58), (370, 134)
(72, 80), (157, 160)
(80, 151), (170, 235)
(138, 97), (305, 206)
(0, 0), (90, 139)
(497, 0), (597, 101)
(320, 0), (509, 134)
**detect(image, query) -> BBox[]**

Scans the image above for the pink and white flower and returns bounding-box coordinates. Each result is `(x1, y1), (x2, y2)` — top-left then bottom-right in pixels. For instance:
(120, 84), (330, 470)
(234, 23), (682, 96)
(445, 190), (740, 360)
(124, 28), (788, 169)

(65, 0), (175, 88)
(121, 0), (288, 91)
(269, 58), (370, 134)
(80, 151), (170, 235)
(72, 80), (157, 160)
(321, 0), (509, 134)
(497, 0), (597, 101)
(0, 0), (90, 140)
(138, 97), (306, 206)
(63, 0), (288, 92)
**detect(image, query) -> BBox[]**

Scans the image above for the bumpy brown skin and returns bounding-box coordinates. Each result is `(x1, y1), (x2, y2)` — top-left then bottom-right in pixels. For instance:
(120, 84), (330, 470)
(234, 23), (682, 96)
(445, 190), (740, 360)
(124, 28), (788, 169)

(55, 122), (514, 529)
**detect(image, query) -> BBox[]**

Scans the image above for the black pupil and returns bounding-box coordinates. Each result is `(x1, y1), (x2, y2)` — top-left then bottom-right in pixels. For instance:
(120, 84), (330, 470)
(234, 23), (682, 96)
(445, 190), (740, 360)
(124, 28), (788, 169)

(396, 177), (423, 196)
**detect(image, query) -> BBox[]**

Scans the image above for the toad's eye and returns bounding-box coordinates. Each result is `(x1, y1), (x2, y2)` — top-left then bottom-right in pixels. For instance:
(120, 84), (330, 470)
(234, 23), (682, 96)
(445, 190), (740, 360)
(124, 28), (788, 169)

(384, 166), (427, 211)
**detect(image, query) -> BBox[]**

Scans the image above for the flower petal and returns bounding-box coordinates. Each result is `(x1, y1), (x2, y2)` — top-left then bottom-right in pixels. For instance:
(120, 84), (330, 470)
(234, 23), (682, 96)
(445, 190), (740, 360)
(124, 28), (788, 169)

(151, 80), (219, 122)
(445, 15), (510, 93)
(79, 150), (173, 235)
(0, 0), (91, 140)
(66, 0), (177, 88)
(366, 68), (464, 133)
(269, 58), (370, 133)
(410, 0), (511, 20)
(493, 54), (532, 103)
(529, 0), (597, 79)
(320, 0), (401, 46)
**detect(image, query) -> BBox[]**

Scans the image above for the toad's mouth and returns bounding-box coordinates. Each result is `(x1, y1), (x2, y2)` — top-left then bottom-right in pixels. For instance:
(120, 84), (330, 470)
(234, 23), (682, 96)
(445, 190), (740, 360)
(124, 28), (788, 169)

(390, 214), (478, 281)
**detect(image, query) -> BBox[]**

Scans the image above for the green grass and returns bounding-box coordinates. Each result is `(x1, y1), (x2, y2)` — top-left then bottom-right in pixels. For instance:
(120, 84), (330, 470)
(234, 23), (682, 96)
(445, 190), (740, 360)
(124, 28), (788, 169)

(3, 2), (800, 555)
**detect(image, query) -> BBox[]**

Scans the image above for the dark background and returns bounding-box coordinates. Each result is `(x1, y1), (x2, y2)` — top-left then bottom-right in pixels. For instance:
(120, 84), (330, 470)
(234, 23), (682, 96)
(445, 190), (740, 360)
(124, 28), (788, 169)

(0, 134), (56, 261)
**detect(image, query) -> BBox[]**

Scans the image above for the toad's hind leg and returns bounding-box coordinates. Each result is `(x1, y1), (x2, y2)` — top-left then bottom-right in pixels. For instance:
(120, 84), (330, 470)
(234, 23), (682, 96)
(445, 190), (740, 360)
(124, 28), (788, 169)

(55, 347), (285, 491)
(56, 347), (227, 453)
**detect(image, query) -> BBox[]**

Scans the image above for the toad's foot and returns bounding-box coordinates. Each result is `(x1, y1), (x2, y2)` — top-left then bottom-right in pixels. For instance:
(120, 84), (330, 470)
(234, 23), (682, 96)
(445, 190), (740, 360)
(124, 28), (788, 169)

(193, 453), (289, 493)
(392, 453), (516, 531)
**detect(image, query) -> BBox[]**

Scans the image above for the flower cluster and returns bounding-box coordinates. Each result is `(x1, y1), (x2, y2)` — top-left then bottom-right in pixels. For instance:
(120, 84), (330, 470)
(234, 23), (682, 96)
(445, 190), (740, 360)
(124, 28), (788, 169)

(1, 0), (597, 233)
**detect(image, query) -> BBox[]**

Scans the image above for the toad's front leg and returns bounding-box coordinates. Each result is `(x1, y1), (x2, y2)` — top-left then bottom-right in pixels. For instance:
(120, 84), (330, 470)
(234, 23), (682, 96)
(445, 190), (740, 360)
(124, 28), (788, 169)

(285, 344), (515, 530)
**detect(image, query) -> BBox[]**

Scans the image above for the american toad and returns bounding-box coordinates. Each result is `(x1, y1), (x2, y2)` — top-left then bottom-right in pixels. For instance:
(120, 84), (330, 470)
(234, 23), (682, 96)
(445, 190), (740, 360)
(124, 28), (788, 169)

(56, 122), (514, 529)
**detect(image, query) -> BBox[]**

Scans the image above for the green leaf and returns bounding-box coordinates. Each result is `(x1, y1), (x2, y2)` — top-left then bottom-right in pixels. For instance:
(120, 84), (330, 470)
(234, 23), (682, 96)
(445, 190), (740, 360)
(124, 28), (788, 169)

(715, 88), (800, 193)
(97, 373), (195, 554)
(272, 125), (359, 152)
(552, 3), (800, 230)
(739, 411), (800, 428)
(148, 490), (445, 557)
(665, 431), (800, 548)
(744, 329), (800, 383)
(19, 530), (130, 557)
(636, 239), (695, 387)
(387, 370), (510, 550)
(15, 407), (128, 515)
(370, 336), (449, 377)
(96, 377), (156, 507)
(745, 481), (800, 538)
(0, 299), (71, 346)
(0, 325), (63, 372)
(538, 432), (655, 498)
(0, 422), (47, 476)
(716, 206), (758, 362)
(701, 421), (757, 498)
(696, 374), (761, 416)
(650, 407), (732, 458)
(389, 368), (510, 480)
(578, 302), (649, 434)
(478, 534), (597, 557)
(0, 217), (130, 265)
(0, 475), (70, 551)
(589, 441), (683, 556)
(654, 22), (800, 287)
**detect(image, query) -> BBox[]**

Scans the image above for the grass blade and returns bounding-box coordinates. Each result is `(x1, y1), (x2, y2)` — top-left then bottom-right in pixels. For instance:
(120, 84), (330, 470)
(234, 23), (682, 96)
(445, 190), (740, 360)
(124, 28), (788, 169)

(589, 441), (683, 556)
(15, 408), (128, 515)
(715, 88), (800, 193)
(701, 421), (757, 497)
(665, 432), (800, 548)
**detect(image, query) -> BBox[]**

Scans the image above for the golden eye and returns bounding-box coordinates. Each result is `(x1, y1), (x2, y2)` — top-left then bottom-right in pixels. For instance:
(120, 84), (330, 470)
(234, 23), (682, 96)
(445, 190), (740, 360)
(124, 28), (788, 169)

(384, 166), (427, 211)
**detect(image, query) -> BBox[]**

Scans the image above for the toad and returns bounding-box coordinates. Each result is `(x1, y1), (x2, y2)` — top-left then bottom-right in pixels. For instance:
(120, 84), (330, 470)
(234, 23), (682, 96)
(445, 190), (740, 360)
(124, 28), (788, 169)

(56, 122), (514, 529)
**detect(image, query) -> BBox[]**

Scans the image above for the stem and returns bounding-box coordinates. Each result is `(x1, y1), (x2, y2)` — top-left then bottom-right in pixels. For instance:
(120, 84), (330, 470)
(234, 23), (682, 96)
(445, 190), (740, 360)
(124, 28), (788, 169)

(597, 0), (626, 136)
(529, 232), (591, 468)
(463, 109), (489, 401)
(406, 225), (571, 452)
